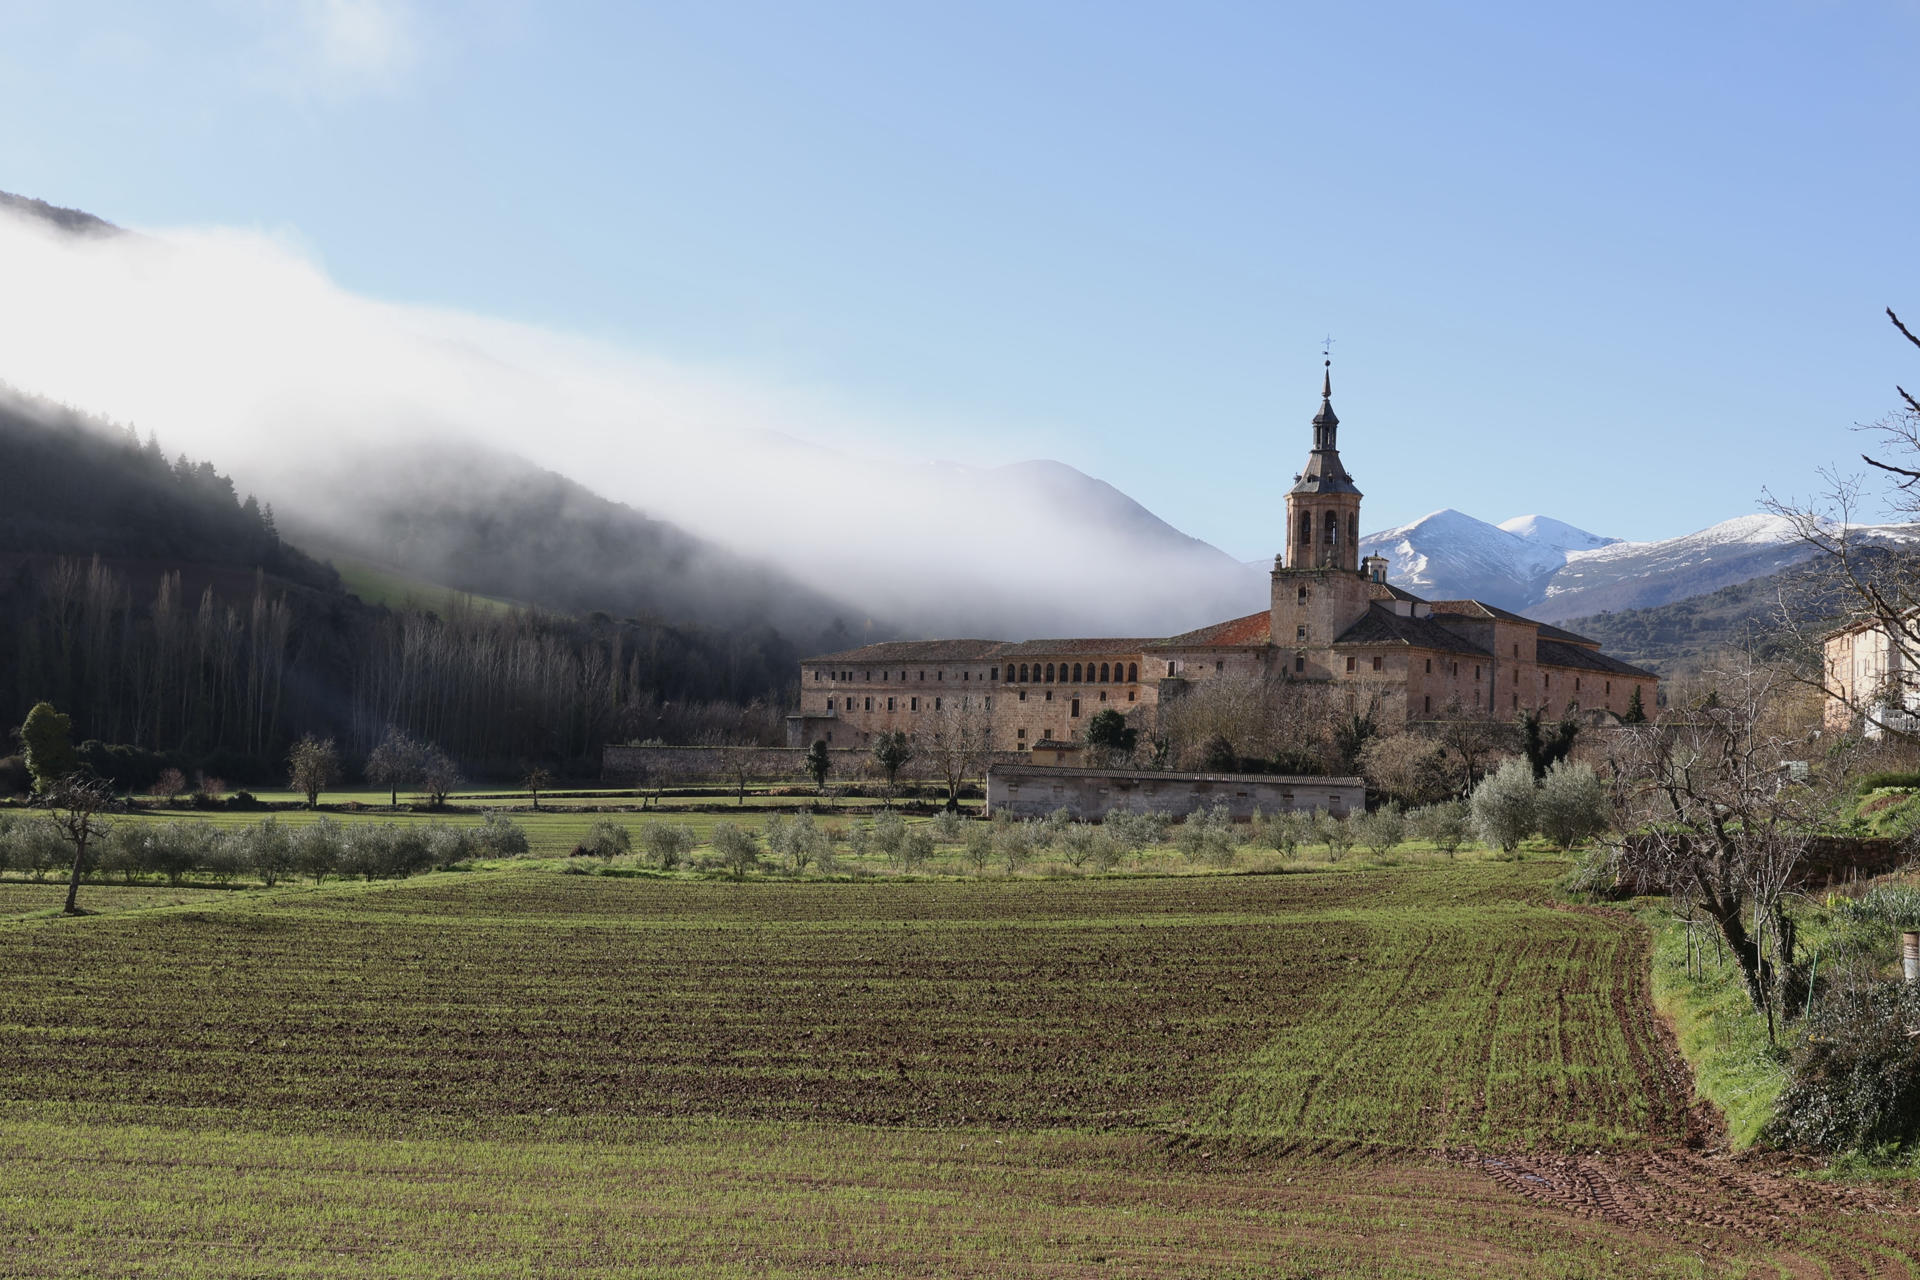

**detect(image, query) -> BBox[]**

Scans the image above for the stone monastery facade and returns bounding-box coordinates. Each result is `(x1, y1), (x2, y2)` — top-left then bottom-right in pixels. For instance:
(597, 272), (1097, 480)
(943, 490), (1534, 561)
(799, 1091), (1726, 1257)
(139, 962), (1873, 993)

(787, 364), (1657, 753)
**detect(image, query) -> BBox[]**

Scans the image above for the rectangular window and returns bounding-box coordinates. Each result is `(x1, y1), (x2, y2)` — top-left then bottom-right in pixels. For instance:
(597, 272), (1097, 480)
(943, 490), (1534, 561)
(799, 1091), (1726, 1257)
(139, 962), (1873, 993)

(1128, 692), (1137, 702)
(1071, 699), (1080, 717)
(814, 671), (821, 681)
(910, 697), (918, 711)
(1605, 680), (1611, 695)
(985, 696), (992, 710)
(1017, 728), (1026, 739)
(935, 697), (942, 710)
(1345, 656), (1356, 672)
(887, 697), (895, 711)
(1215, 661), (1224, 672)
(1424, 695), (1431, 713)
(1045, 691), (1053, 702)
(1297, 625), (1307, 641)
(1098, 692), (1107, 702)
(991, 667), (999, 681)
(864, 697), (872, 711)
(1371, 656), (1382, 672)
(1425, 658), (1432, 673)
(826, 732), (832, 743)
(1475, 666), (1481, 680)
(1019, 692), (1027, 702)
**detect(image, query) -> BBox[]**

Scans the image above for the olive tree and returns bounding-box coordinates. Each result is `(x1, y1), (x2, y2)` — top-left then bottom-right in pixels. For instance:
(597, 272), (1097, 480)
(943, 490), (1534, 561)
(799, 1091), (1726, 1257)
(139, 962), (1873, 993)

(1536, 759), (1610, 850)
(1470, 758), (1537, 856)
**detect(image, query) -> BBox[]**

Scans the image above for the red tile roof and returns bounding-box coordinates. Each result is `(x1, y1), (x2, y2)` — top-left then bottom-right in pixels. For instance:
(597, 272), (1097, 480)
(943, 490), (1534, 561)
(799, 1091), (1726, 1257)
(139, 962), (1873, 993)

(1147, 611), (1273, 649)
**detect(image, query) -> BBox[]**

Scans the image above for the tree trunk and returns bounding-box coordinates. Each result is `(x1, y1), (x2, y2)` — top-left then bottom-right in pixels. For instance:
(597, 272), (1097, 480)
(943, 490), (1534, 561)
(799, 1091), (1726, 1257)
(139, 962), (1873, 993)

(63, 833), (86, 915)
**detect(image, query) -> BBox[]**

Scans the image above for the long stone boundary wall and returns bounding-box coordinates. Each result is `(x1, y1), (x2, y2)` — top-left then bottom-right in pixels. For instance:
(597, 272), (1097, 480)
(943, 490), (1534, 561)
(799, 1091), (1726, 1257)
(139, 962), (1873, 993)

(988, 766), (1364, 821)
(602, 744), (1027, 787)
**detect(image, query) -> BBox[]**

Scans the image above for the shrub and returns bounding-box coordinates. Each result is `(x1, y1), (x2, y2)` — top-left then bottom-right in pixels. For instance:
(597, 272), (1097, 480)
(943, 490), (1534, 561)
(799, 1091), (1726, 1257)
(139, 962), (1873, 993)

(899, 828), (935, 870)
(0, 816), (65, 880)
(1101, 809), (1167, 861)
(1410, 800), (1471, 856)
(1060, 823), (1101, 869)
(1471, 758), (1537, 856)
(765, 813), (831, 872)
(1537, 760), (1610, 850)
(931, 809), (965, 841)
(1035, 808), (1074, 847)
(1353, 805), (1406, 856)
(201, 835), (246, 884)
(580, 820), (632, 860)
(710, 822), (761, 878)
(962, 824), (993, 873)
(1315, 810), (1355, 860)
(292, 818), (342, 881)
(1175, 803), (1237, 866)
(423, 822), (475, 869)
(869, 811), (907, 860)
(1262, 810), (1310, 859)
(246, 818), (296, 886)
(474, 812), (530, 858)
(993, 820), (1032, 873)
(1772, 981), (1920, 1154)
(640, 823), (698, 870)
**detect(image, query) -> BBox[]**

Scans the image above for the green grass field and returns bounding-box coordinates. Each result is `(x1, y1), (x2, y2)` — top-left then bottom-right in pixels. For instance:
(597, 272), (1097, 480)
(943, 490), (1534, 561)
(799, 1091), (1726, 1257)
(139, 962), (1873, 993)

(0, 862), (1912, 1276)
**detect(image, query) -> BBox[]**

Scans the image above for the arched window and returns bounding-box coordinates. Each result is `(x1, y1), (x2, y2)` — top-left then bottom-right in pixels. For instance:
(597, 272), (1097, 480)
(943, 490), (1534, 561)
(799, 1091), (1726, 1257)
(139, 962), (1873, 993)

(1325, 509), (1339, 547)
(1019, 664), (1029, 682)
(1100, 662), (1110, 682)
(1072, 663), (1082, 683)
(1297, 585), (1308, 605)
(1045, 663), (1055, 682)
(1298, 510), (1312, 546)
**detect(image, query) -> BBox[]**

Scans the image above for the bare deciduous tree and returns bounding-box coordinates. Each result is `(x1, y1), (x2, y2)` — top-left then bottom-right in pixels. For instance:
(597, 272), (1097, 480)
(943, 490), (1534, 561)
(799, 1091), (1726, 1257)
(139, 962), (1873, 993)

(927, 697), (993, 809)
(41, 775), (115, 915)
(287, 734), (340, 809)
(1614, 661), (1839, 1037)
(366, 727), (424, 808)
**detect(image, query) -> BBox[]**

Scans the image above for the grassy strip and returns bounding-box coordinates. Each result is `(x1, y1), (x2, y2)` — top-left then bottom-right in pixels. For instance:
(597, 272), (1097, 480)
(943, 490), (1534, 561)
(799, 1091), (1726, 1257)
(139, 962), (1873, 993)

(1640, 902), (1786, 1149)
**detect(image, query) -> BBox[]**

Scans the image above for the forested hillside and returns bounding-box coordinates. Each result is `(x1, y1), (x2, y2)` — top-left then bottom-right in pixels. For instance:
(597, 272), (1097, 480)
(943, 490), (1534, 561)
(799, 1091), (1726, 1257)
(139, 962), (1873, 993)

(0, 392), (808, 781)
(282, 444), (865, 647)
(1558, 554), (1875, 680)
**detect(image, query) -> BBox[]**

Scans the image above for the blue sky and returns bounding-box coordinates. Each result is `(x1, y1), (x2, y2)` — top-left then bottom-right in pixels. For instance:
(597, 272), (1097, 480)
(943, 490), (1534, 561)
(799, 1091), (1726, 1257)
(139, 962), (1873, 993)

(2, 0), (1918, 558)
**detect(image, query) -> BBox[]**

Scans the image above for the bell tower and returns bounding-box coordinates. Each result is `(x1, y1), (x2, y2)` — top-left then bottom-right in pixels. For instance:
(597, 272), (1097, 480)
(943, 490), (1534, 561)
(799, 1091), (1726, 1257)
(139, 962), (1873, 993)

(1284, 358), (1362, 570)
(1271, 359), (1374, 674)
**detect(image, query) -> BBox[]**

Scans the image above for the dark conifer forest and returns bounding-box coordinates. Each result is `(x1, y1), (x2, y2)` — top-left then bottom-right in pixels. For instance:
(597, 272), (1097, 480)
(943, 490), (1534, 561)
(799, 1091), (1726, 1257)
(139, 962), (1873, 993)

(0, 388), (802, 781)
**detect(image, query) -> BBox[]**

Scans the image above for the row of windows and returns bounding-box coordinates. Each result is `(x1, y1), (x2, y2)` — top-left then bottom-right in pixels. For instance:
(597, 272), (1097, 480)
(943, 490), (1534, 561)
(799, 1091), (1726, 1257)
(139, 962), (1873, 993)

(1008, 661), (1137, 685)
(815, 663), (1139, 685)
(827, 695), (993, 713)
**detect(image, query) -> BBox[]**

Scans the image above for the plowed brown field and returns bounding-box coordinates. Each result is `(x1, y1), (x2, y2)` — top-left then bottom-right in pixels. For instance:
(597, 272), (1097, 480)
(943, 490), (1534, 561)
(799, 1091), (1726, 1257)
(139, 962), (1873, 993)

(0, 861), (1912, 1276)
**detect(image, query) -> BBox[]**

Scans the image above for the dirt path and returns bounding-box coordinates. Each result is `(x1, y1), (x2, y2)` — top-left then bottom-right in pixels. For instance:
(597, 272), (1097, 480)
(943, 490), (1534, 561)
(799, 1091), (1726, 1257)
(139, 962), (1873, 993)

(1451, 904), (1920, 1276)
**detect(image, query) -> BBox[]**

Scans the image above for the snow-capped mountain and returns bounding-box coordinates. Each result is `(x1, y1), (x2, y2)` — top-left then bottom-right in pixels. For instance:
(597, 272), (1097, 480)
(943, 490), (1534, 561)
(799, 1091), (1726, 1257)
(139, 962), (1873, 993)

(1497, 514), (1621, 557)
(1362, 508), (1920, 622)
(1360, 509), (1594, 609)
